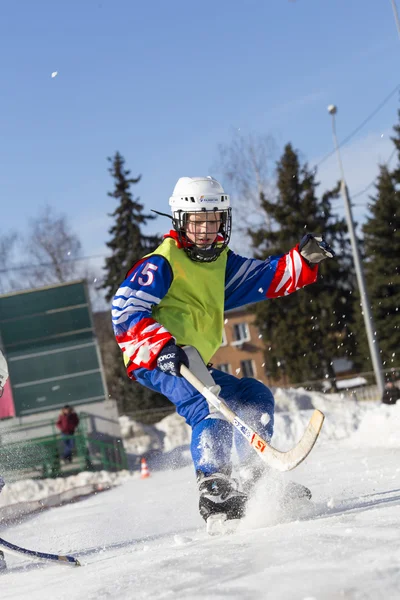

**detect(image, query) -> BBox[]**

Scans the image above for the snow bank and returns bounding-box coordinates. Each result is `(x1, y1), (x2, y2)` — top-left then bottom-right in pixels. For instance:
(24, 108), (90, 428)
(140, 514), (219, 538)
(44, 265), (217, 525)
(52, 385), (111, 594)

(342, 401), (400, 447)
(119, 415), (165, 454)
(0, 470), (136, 520)
(0, 470), (133, 506)
(119, 412), (191, 454)
(273, 387), (400, 449)
(155, 412), (191, 452)
(119, 388), (366, 455)
(274, 385), (362, 413)
(120, 387), (399, 455)
(272, 387), (367, 449)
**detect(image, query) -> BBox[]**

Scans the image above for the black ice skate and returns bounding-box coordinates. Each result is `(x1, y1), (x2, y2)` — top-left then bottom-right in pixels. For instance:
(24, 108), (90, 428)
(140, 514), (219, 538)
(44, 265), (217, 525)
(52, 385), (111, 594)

(198, 472), (248, 524)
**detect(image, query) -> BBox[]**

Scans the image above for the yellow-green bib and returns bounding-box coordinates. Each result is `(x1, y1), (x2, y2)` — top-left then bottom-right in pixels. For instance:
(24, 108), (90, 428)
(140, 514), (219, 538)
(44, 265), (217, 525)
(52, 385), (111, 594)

(148, 237), (228, 364)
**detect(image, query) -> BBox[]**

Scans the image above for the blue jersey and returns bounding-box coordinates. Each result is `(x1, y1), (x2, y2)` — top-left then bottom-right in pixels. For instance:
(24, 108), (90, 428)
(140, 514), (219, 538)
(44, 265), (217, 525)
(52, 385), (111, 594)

(112, 231), (318, 377)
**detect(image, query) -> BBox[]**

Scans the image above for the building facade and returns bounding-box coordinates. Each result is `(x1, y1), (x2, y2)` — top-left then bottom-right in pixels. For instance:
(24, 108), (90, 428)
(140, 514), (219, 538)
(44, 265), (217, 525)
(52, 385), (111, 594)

(211, 308), (361, 391)
(211, 307), (271, 385)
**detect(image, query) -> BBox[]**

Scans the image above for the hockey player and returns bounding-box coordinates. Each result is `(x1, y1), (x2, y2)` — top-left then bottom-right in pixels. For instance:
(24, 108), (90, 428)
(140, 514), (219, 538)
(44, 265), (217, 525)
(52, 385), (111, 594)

(112, 176), (334, 524)
(0, 349), (9, 570)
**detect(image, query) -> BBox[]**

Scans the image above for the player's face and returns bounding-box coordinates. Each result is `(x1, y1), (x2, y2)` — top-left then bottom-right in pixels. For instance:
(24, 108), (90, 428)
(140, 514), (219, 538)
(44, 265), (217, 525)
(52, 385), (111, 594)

(185, 212), (222, 246)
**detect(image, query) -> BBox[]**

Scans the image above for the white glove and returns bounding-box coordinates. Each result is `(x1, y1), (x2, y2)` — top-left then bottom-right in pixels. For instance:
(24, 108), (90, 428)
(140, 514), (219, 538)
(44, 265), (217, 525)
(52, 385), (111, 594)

(299, 234), (334, 267)
(0, 350), (9, 397)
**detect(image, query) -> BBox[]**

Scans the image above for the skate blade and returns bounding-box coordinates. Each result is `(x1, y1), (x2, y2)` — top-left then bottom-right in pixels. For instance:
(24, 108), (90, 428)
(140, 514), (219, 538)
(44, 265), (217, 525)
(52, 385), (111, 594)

(206, 514), (240, 536)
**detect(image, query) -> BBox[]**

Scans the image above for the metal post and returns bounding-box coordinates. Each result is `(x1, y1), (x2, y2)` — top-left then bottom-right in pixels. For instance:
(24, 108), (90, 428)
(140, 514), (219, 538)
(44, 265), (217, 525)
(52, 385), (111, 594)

(327, 105), (385, 397)
(390, 0), (400, 40)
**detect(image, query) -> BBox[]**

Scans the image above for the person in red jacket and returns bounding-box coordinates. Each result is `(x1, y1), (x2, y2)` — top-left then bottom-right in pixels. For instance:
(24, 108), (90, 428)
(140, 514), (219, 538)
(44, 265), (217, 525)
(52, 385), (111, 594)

(56, 405), (80, 462)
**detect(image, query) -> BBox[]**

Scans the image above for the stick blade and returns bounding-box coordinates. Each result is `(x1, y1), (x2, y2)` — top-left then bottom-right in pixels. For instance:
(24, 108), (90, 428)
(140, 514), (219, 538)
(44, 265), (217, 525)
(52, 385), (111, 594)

(0, 536), (80, 567)
(258, 410), (325, 472)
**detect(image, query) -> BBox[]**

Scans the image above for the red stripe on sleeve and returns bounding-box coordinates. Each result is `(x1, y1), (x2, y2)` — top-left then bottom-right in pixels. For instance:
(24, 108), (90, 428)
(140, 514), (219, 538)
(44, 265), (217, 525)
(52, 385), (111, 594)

(116, 316), (173, 373)
(267, 246), (318, 298)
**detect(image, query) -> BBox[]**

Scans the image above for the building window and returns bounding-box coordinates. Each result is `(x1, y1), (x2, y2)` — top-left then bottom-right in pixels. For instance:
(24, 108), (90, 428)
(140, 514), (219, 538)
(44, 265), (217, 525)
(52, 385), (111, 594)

(217, 363), (232, 374)
(240, 359), (256, 378)
(221, 328), (227, 347)
(232, 322), (250, 344)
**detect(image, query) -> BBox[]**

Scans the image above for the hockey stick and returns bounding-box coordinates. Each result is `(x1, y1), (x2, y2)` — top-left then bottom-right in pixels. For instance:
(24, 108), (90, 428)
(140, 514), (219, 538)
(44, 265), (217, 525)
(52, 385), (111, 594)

(180, 364), (324, 472)
(0, 536), (80, 566)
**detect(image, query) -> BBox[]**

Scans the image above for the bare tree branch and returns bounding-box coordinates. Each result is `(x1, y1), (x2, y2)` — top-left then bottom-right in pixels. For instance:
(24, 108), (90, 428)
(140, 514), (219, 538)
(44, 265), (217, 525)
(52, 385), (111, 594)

(0, 231), (21, 294)
(79, 260), (109, 312)
(213, 130), (278, 253)
(26, 205), (83, 287)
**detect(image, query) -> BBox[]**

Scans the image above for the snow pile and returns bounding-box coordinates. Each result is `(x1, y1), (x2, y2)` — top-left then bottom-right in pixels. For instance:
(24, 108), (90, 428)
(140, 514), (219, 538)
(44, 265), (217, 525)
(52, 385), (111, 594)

(0, 470), (135, 516)
(119, 415), (165, 454)
(274, 385), (361, 413)
(274, 386), (327, 412)
(119, 388), (369, 456)
(119, 387), (400, 456)
(154, 412), (191, 452)
(273, 387), (400, 448)
(272, 387), (367, 449)
(119, 412), (191, 454)
(343, 401), (400, 447)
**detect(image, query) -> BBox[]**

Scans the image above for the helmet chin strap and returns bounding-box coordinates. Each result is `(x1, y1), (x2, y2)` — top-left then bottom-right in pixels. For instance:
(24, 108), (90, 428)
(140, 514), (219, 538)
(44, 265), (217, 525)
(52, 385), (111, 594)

(151, 209), (173, 221)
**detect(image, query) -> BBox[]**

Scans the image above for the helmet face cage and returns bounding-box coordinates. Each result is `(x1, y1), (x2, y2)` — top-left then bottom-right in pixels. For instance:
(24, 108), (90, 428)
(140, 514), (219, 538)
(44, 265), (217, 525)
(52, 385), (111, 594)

(173, 207), (232, 262)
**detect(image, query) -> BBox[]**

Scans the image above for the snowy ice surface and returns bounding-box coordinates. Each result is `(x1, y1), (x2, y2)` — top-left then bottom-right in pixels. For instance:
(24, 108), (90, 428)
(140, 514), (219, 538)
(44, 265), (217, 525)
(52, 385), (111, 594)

(0, 395), (399, 599)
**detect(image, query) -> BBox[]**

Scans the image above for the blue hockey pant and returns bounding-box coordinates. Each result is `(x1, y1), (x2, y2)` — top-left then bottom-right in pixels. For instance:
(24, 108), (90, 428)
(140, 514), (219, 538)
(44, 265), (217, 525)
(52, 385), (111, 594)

(134, 367), (275, 476)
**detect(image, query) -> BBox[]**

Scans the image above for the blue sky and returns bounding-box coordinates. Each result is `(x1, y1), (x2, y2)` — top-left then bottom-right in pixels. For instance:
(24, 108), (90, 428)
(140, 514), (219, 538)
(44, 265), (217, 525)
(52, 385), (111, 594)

(1, 0), (399, 271)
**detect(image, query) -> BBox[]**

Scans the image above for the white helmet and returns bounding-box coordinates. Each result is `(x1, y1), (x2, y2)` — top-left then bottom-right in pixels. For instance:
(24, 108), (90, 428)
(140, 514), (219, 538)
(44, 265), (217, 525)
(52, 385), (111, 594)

(169, 176), (230, 212)
(169, 176), (232, 262)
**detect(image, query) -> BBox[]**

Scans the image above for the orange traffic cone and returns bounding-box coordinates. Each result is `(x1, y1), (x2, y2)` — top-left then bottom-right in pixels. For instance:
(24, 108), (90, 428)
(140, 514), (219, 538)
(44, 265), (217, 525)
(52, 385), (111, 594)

(140, 457), (150, 479)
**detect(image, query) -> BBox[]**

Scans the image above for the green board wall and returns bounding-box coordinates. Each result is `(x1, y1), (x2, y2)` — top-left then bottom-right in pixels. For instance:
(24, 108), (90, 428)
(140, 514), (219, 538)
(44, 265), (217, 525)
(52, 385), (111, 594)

(0, 281), (108, 416)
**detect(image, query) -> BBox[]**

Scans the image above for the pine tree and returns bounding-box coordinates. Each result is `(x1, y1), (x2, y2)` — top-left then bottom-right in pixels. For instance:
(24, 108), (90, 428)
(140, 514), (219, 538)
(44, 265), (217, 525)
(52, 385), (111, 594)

(362, 113), (400, 374)
(248, 143), (357, 387)
(102, 152), (168, 417)
(102, 152), (160, 302)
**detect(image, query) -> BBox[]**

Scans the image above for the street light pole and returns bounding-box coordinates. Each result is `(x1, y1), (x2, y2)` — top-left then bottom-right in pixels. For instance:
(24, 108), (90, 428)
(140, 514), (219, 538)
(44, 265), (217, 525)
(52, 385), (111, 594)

(390, 0), (400, 41)
(327, 105), (385, 397)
